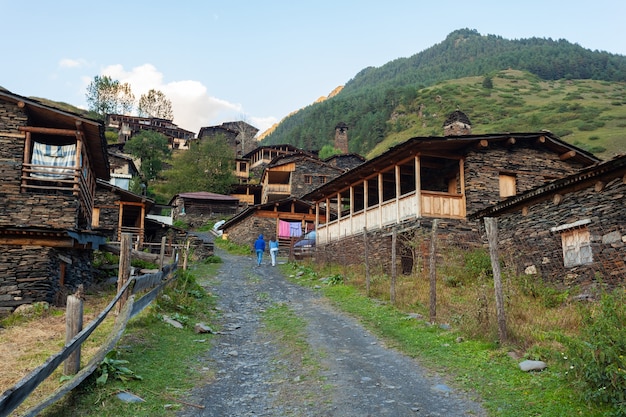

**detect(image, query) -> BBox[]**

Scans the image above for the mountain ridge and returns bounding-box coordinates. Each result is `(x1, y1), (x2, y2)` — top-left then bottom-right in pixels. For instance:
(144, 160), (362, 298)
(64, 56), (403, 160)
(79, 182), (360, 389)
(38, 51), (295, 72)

(262, 28), (626, 160)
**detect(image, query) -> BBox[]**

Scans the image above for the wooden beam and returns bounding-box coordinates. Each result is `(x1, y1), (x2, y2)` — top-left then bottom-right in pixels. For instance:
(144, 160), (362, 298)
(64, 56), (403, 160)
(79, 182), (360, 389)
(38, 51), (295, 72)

(18, 126), (83, 136)
(0, 237), (75, 247)
(536, 136), (546, 144)
(506, 137), (516, 146)
(559, 150), (576, 161)
(595, 181), (605, 192)
(476, 139), (489, 149)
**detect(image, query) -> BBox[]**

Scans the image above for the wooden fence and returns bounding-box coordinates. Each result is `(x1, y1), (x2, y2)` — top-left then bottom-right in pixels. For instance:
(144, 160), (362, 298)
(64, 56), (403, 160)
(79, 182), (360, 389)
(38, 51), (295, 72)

(0, 234), (182, 417)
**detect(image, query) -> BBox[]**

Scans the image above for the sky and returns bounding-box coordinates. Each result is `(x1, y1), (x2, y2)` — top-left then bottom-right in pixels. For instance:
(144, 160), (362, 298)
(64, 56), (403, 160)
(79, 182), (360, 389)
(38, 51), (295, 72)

(2, 1), (625, 136)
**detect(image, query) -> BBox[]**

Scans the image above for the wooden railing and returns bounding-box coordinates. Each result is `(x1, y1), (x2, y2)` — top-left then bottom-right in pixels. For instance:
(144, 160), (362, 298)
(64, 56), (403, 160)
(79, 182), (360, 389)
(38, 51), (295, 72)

(0, 234), (183, 417)
(318, 191), (465, 244)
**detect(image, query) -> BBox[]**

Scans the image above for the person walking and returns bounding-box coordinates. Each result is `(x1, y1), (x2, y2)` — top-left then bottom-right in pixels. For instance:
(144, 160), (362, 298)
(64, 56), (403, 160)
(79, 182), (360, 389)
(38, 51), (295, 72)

(254, 234), (266, 266)
(269, 236), (279, 266)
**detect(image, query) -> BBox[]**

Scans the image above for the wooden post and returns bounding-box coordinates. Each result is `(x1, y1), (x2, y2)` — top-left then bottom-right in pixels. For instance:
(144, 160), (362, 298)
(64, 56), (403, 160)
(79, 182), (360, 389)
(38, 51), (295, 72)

(183, 240), (190, 270)
(64, 292), (83, 375)
(159, 236), (167, 269)
(391, 228), (397, 304)
(485, 217), (508, 343)
(363, 227), (370, 297)
(116, 233), (131, 316)
(429, 219), (439, 323)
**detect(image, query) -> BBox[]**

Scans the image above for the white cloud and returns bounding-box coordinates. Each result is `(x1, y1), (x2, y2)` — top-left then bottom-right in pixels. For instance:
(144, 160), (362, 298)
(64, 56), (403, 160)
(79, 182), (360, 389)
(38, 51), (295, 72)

(97, 64), (262, 135)
(59, 58), (88, 69)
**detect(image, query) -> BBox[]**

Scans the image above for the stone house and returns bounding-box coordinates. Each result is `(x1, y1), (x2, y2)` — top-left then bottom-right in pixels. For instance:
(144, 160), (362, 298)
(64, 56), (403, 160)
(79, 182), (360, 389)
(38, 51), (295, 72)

(107, 150), (140, 190)
(93, 180), (153, 247)
(470, 154), (626, 290)
(107, 114), (195, 150)
(198, 121), (260, 158)
(302, 116), (600, 267)
(170, 191), (239, 227)
(218, 198), (322, 252)
(0, 90), (110, 312)
(261, 152), (344, 204)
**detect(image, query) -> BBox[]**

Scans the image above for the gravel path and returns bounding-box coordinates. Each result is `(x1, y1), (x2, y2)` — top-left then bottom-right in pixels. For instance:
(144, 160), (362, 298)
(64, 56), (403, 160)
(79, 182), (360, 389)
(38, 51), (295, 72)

(178, 248), (486, 417)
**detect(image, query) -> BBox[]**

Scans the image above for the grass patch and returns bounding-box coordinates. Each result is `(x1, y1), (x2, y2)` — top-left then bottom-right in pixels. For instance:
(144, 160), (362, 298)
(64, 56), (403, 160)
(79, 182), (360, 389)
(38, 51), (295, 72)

(37, 263), (219, 417)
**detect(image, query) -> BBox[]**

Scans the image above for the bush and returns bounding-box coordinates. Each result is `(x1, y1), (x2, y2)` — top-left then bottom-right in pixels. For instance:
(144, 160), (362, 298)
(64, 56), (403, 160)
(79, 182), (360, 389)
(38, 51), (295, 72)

(560, 289), (626, 415)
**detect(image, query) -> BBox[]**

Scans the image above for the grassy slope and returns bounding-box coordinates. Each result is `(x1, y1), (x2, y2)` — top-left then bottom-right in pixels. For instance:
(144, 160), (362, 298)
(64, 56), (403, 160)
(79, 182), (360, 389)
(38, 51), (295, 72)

(368, 69), (626, 160)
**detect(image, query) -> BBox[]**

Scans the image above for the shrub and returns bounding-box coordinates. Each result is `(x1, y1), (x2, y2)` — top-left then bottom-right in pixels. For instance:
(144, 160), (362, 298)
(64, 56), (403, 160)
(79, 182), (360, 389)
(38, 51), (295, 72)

(560, 289), (626, 415)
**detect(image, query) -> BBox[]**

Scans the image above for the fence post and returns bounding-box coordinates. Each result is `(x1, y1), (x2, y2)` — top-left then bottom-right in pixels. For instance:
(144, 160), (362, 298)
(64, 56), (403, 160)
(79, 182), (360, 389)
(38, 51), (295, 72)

(429, 219), (439, 323)
(485, 217), (508, 343)
(159, 236), (166, 269)
(391, 228), (397, 304)
(363, 227), (370, 297)
(116, 233), (132, 316)
(182, 239), (190, 270)
(64, 289), (83, 375)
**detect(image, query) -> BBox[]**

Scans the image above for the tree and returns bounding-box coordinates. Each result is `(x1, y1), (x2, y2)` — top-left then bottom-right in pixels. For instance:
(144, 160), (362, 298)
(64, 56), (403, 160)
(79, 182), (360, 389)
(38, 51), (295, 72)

(85, 75), (135, 119)
(138, 89), (174, 120)
(123, 130), (171, 181)
(163, 135), (236, 195)
(318, 144), (342, 160)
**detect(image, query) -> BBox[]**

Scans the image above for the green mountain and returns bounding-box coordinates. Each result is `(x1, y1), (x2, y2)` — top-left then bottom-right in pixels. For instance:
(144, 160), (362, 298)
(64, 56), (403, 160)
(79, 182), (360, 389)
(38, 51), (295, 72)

(262, 28), (626, 160)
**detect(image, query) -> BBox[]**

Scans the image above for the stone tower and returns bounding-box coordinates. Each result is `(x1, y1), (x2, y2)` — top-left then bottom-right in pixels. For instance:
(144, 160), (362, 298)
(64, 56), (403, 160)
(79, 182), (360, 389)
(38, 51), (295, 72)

(334, 122), (349, 153)
(443, 110), (472, 136)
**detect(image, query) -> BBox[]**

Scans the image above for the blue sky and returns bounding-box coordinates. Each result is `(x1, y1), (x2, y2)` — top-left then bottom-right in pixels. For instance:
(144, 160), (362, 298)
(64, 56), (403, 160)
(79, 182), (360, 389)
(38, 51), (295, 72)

(2, 1), (625, 135)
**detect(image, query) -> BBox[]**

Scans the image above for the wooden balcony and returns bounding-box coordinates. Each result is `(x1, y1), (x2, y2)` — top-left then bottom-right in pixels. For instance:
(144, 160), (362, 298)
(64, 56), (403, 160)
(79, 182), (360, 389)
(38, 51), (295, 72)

(317, 190), (465, 245)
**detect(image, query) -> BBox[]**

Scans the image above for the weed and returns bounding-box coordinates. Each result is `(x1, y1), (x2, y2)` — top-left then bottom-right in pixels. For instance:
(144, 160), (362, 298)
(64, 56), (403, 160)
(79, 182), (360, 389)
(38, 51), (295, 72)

(96, 350), (143, 385)
(559, 288), (626, 415)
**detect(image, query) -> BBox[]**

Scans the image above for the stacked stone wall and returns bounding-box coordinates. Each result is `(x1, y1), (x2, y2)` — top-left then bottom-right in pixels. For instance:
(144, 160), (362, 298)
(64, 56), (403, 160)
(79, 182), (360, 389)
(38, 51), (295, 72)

(464, 144), (585, 215)
(495, 175), (626, 289)
(0, 246), (94, 314)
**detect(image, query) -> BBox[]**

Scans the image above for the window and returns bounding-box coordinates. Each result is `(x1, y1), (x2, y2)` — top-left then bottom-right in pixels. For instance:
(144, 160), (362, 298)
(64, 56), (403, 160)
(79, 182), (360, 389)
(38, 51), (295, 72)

(304, 175), (312, 184)
(561, 228), (593, 267)
(319, 176), (327, 184)
(499, 174), (516, 198)
(551, 220), (593, 268)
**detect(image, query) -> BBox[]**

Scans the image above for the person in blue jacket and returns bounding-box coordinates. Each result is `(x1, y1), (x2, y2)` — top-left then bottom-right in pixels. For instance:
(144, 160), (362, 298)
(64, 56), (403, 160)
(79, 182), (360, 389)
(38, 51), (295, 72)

(254, 234), (266, 266)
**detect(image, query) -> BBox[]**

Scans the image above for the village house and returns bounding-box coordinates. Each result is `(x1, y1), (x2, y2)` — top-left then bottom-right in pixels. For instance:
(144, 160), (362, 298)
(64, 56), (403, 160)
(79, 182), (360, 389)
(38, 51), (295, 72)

(106, 114), (195, 150)
(107, 149), (140, 190)
(261, 152), (344, 204)
(470, 154), (626, 290)
(218, 198), (322, 253)
(93, 180), (152, 247)
(198, 121), (260, 158)
(302, 111), (601, 267)
(170, 191), (239, 227)
(0, 89), (110, 313)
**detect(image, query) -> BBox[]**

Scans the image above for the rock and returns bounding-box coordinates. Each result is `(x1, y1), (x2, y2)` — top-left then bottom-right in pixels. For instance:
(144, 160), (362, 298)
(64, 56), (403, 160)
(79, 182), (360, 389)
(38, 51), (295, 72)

(162, 315), (184, 329)
(519, 360), (547, 372)
(194, 323), (214, 333)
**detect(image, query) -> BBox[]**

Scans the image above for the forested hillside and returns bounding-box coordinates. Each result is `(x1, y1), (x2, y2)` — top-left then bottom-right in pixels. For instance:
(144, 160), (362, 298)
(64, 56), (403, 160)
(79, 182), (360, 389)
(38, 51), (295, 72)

(262, 28), (626, 160)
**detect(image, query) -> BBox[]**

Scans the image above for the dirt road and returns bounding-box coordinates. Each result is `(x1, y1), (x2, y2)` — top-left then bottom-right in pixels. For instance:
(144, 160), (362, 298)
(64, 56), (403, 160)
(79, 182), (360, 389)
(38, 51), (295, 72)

(178, 249), (486, 417)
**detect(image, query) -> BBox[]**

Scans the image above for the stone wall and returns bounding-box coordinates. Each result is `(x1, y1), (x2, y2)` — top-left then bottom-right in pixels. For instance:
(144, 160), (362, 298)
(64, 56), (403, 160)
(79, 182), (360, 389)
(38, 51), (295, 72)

(464, 143), (585, 216)
(223, 214), (276, 250)
(316, 218), (482, 272)
(0, 246), (94, 314)
(291, 159), (342, 198)
(494, 175), (626, 289)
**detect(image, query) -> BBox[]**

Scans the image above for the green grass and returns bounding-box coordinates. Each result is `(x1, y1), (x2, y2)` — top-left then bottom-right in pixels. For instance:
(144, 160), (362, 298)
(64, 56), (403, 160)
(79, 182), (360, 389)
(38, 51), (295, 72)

(41, 263), (219, 417)
(283, 262), (610, 417)
(368, 69), (626, 160)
